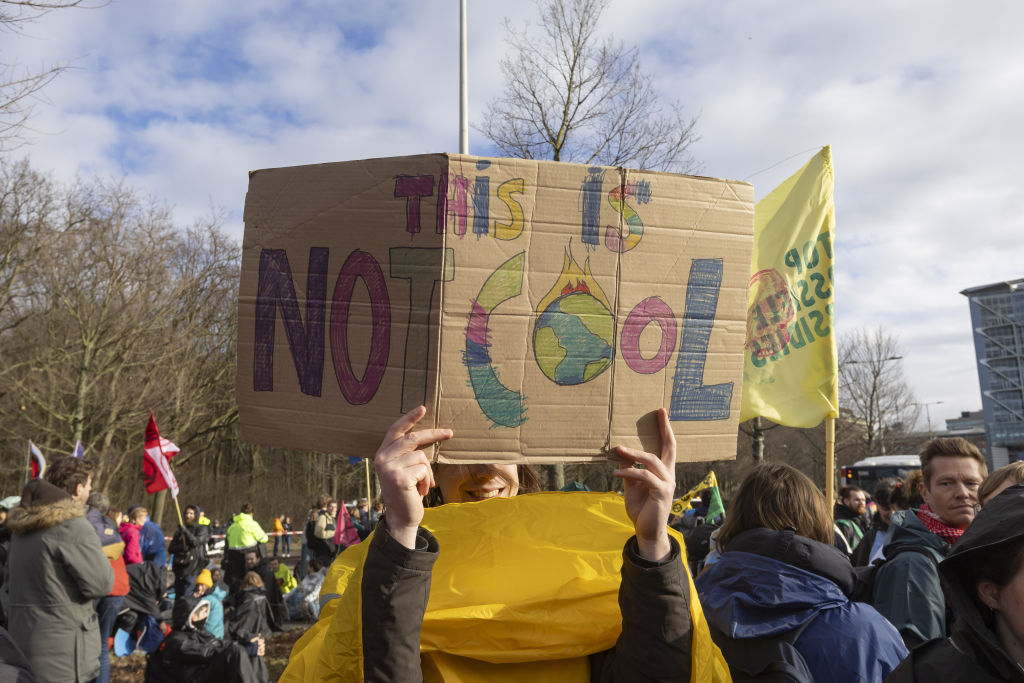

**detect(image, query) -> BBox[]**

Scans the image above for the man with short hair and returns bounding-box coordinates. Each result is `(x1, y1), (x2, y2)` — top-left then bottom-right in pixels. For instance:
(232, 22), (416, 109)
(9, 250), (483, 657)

(224, 503), (269, 594)
(833, 485), (869, 556)
(7, 456), (114, 682)
(872, 437), (987, 648)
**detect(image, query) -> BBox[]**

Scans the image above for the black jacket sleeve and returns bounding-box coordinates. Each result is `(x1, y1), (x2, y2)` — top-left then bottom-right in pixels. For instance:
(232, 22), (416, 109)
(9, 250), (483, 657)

(360, 520), (439, 683)
(589, 536), (693, 683)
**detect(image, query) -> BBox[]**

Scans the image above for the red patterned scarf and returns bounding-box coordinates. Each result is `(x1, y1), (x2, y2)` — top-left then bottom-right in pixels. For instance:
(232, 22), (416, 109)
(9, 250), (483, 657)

(915, 503), (967, 544)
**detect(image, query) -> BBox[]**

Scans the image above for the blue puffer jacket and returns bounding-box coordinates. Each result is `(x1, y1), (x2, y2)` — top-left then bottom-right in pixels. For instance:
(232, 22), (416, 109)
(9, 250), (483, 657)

(696, 528), (908, 683)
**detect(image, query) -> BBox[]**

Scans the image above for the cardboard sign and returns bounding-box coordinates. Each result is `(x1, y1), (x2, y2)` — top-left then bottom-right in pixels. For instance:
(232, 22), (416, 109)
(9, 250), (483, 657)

(238, 154), (753, 464)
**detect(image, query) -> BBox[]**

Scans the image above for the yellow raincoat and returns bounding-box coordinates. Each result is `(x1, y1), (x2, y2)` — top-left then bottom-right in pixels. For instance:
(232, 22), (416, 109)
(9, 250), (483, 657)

(281, 492), (730, 682)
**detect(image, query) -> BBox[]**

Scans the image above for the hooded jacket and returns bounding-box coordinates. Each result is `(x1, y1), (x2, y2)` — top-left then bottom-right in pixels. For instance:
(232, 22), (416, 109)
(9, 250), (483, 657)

(872, 509), (950, 648)
(697, 527), (907, 683)
(6, 479), (114, 683)
(144, 594), (268, 683)
(886, 483), (1024, 682)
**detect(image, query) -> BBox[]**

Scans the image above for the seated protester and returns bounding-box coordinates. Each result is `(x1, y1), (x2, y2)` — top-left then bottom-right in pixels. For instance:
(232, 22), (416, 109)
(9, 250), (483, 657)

(284, 559), (327, 622)
(696, 463), (907, 682)
(269, 556), (297, 596)
(119, 561), (169, 655)
(282, 406), (729, 682)
(227, 572), (281, 644)
(0, 624), (36, 683)
(852, 478), (909, 567)
(242, 550), (288, 626)
(168, 504), (210, 592)
(977, 460), (1024, 507)
(196, 569), (227, 640)
(887, 483), (1024, 682)
(145, 593), (268, 683)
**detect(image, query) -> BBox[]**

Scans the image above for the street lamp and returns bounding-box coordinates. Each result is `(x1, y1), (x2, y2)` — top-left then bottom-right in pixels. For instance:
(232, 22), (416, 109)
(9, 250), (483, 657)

(841, 355), (904, 455)
(916, 400), (944, 434)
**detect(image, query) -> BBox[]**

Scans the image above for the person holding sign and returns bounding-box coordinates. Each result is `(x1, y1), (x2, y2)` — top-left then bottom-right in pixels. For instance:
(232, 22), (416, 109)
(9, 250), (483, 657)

(345, 405), (711, 682)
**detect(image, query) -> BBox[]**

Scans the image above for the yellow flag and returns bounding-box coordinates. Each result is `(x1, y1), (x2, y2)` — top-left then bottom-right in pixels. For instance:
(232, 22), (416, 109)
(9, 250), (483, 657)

(740, 146), (838, 428)
(671, 471), (718, 516)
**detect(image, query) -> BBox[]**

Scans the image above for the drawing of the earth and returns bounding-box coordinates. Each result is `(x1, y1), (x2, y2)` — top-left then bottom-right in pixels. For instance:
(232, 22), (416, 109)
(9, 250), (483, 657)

(533, 292), (615, 385)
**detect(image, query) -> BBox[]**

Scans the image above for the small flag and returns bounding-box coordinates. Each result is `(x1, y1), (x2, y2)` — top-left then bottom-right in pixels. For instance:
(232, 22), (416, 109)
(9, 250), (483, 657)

(348, 456), (361, 464)
(29, 441), (46, 479)
(70, 441), (84, 459)
(671, 471), (719, 516)
(143, 413), (180, 498)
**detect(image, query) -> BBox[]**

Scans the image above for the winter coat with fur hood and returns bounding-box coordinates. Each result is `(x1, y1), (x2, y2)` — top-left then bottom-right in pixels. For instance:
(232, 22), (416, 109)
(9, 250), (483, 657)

(7, 478), (114, 683)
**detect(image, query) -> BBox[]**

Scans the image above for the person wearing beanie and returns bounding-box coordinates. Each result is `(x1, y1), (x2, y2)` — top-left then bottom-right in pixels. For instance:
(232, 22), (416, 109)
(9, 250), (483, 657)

(195, 568), (227, 639)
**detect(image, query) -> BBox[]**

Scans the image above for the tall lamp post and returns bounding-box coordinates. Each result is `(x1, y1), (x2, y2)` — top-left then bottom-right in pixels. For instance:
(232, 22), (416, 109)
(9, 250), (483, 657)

(917, 400), (944, 434)
(842, 355), (903, 456)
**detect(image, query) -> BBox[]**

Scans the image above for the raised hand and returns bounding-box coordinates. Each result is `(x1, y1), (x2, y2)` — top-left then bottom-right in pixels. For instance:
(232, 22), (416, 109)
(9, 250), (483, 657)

(374, 405), (453, 549)
(613, 408), (676, 562)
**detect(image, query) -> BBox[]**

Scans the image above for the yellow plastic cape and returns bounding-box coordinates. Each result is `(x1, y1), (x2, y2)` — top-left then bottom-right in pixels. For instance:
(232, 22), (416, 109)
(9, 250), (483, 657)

(280, 492), (730, 683)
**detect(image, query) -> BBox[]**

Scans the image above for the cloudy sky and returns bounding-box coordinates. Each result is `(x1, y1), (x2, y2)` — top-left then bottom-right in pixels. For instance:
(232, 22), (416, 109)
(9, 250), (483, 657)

(8, 0), (1023, 429)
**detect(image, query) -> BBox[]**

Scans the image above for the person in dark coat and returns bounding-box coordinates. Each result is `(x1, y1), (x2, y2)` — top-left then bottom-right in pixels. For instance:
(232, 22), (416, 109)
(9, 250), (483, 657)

(168, 504), (210, 593)
(85, 491), (131, 683)
(873, 438), (987, 649)
(832, 485), (869, 557)
(7, 457), (114, 683)
(226, 571), (281, 643)
(852, 477), (909, 567)
(0, 623), (36, 683)
(144, 591), (267, 683)
(696, 463), (907, 682)
(240, 549), (288, 625)
(886, 482), (1024, 682)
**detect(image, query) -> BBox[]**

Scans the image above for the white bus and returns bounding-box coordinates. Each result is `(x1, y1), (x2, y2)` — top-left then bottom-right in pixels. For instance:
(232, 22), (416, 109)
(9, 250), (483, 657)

(840, 454), (921, 496)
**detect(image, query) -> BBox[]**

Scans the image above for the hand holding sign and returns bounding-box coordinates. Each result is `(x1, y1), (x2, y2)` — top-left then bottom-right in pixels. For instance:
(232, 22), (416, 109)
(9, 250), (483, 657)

(613, 408), (676, 563)
(375, 405), (452, 549)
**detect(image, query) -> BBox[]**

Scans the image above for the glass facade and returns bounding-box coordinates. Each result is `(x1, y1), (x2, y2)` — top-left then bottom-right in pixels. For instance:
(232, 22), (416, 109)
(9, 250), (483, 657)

(963, 280), (1024, 469)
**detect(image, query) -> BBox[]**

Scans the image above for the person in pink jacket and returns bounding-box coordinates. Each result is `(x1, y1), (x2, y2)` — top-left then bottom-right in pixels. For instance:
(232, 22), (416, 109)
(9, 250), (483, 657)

(119, 506), (146, 564)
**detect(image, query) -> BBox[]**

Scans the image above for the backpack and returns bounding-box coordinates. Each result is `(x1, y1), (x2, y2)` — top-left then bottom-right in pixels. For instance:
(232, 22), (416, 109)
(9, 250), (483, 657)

(850, 543), (938, 604)
(710, 617), (815, 682)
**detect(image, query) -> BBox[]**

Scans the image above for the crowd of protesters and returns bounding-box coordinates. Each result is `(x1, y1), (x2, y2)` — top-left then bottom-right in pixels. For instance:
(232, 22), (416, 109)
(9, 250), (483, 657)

(1, 431), (1024, 681)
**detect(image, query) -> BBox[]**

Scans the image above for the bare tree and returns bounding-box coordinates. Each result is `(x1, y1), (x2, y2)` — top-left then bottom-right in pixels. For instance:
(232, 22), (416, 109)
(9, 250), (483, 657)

(478, 0), (699, 173)
(0, 0), (102, 151)
(0, 164), (239, 512)
(839, 327), (919, 458)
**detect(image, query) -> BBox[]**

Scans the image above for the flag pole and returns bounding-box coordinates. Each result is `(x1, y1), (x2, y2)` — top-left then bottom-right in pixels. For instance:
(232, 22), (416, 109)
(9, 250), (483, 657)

(364, 457), (372, 507)
(825, 416), (835, 506)
(172, 494), (184, 527)
(24, 441), (30, 486)
(459, 0), (469, 154)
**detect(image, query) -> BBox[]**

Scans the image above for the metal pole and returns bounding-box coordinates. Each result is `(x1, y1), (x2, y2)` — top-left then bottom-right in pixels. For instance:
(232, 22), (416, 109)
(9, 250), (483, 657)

(459, 0), (469, 154)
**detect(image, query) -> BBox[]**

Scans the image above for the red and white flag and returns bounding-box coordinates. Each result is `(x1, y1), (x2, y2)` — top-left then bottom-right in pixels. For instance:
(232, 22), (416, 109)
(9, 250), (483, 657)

(28, 441), (45, 479)
(143, 412), (180, 498)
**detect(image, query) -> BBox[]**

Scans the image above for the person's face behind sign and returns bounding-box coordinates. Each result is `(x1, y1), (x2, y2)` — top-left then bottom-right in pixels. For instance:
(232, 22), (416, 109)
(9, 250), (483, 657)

(436, 464), (520, 503)
(922, 455), (983, 526)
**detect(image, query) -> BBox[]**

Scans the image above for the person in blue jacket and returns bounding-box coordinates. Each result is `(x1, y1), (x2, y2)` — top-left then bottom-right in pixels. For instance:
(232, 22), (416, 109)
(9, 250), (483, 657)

(696, 463), (908, 682)
(137, 510), (168, 567)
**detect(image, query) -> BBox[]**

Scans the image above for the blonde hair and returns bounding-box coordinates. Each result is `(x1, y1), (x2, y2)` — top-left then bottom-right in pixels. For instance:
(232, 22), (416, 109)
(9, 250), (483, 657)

(240, 571), (264, 590)
(920, 437), (988, 487)
(978, 461), (1024, 505)
(717, 463), (833, 548)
